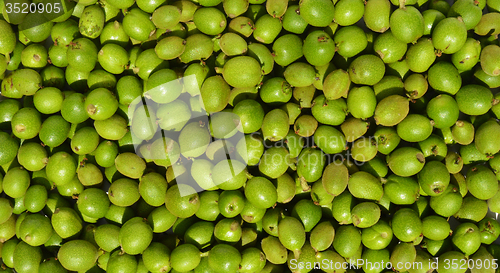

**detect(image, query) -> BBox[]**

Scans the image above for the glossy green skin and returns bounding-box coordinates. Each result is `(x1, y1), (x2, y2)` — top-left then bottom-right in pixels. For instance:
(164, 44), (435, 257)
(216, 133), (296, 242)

(123, 8), (156, 41)
(389, 6), (424, 44)
(333, 225), (362, 258)
(387, 147), (426, 177)
(348, 54), (385, 86)
(432, 17), (467, 54)
(348, 171), (384, 201)
(427, 61), (462, 95)
(391, 208), (423, 242)
(396, 114), (433, 143)
(455, 84), (494, 115)
(79, 4), (105, 39)
(272, 34), (303, 67)
(335, 25), (368, 59)
(364, 0), (391, 32)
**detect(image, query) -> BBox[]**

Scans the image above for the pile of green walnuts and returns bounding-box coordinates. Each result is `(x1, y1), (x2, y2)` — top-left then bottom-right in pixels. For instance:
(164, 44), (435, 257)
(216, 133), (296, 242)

(1, 0), (500, 272)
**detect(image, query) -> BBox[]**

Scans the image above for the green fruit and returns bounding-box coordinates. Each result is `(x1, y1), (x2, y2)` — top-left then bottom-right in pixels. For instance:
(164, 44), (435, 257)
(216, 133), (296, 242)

(1, 68), (42, 99)
(170, 243), (201, 272)
(383, 175), (419, 205)
(148, 206), (177, 233)
(432, 17), (467, 54)
(373, 31), (407, 64)
(165, 184), (200, 218)
(0, 198), (12, 224)
(119, 217), (153, 255)
(23, 184), (47, 213)
(261, 109), (289, 141)
(391, 208), (422, 242)
(478, 217), (500, 244)
(0, 99), (21, 130)
(208, 244), (241, 273)
(184, 221), (215, 249)
(387, 147), (426, 177)
(455, 84), (494, 115)
(247, 42), (274, 75)
(245, 176), (278, 209)
(0, 214), (17, 243)
(179, 34), (214, 63)
(348, 171), (384, 201)
(323, 69), (351, 100)
(274, 173), (296, 204)
(115, 152), (146, 179)
(466, 165), (498, 200)
(418, 161), (450, 196)
(361, 220), (393, 250)
(470, 246), (497, 273)
(348, 54), (385, 85)
(122, 8), (156, 41)
(278, 216), (306, 258)
(79, 4), (105, 39)
(284, 62), (316, 87)
(374, 95), (409, 126)
(261, 235), (287, 264)
(282, 5), (308, 34)
(303, 30), (335, 66)
(239, 247), (266, 273)
(475, 120), (500, 156)
(214, 217), (242, 243)
(339, 0), (367, 23)
(77, 188), (110, 219)
(309, 221), (335, 252)
(142, 242), (171, 273)
(397, 114), (433, 142)
(422, 9), (446, 36)
(193, 7), (227, 35)
(422, 215), (451, 241)
(427, 94), (460, 129)
(480, 45), (500, 77)
(152, 5), (181, 30)
(0, 132), (19, 166)
(454, 196), (489, 222)
(427, 61), (462, 95)
(390, 242), (417, 272)
(20, 44), (48, 69)
(57, 240), (98, 272)
(145, 69), (182, 104)
(297, 148), (326, 183)
(222, 56), (262, 88)
(452, 223), (481, 256)
(390, 6), (424, 44)
(51, 207), (83, 239)
(33, 87), (64, 115)
(98, 43), (128, 74)
(340, 117), (369, 142)
(12, 241), (43, 273)
(364, 0), (391, 32)
(0, 20), (16, 55)
(18, 213), (53, 246)
(3, 167), (30, 198)
(333, 225), (362, 258)
(351, 202), (381, 228)
(291, 199), (322, 232)
(299, 0), (335, 27)
(321, 161), (349, 198)
(108, 178), (140, 207)
(437, 251), (467, 273)
(11, 107), (42, 140)
(106, 249), (138, 272)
